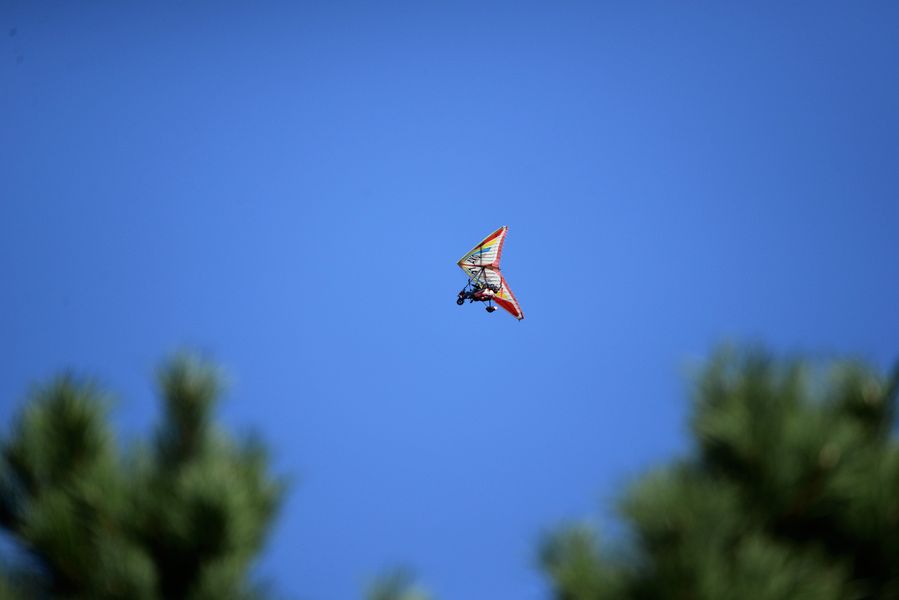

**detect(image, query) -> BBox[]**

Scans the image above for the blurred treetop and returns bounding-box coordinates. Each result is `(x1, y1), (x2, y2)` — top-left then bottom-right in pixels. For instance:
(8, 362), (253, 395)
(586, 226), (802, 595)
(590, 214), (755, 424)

(365, 570), (432, 600)
(542, 348), (899, 600)
(0, 355), (285, 600)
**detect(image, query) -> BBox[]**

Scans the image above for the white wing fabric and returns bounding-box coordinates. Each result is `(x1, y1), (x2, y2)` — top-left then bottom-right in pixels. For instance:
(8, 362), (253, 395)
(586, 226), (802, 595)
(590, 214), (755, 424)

(457, 226), (507, 270)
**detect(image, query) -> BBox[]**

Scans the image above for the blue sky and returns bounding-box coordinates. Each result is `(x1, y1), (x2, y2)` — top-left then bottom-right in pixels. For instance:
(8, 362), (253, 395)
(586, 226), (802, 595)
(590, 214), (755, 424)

(2, 2), (898, 598)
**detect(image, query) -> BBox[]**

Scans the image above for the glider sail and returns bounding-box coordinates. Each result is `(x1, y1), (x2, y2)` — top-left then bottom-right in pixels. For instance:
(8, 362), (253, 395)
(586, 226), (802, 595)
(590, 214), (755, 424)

(457, 226), (507, 269)
(457, 226), (524, 320)
(493, 274), (523, 320)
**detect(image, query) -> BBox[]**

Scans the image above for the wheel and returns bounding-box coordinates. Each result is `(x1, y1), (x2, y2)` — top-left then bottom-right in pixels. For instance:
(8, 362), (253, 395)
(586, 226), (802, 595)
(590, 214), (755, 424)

(486, 305), (497, 313)
(456, 297), (465, 305)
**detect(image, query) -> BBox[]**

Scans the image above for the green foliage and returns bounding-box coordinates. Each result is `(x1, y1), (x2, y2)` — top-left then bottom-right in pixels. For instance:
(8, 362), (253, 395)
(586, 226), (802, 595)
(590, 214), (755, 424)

(541, 348), (899, 600)
(540, 525), (623, 600)
(365, 570), (433, 600)
(0, 355), (285, 600)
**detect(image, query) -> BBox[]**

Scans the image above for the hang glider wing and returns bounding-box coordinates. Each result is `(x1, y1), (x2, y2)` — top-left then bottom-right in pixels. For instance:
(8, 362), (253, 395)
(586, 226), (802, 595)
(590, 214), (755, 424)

(494, 274), (524, 320)
(457, 226), (507, 272)
(458, 264), (502, 289)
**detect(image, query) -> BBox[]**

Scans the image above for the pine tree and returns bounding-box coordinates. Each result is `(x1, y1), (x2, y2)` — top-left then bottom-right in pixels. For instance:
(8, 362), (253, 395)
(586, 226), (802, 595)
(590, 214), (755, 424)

(0, 355), (285, 600)
(541, 348), (899, 600)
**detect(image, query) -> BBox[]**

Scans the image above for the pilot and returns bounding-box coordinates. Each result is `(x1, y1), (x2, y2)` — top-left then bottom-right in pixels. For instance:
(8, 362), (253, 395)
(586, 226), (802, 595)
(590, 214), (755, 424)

(471, 286), (496, 302)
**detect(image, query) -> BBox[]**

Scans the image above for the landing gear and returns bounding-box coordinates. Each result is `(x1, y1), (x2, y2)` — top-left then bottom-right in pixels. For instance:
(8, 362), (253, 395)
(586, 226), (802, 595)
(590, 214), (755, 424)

(456, 297), (465, 305)
(486, 305), (497, 313)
